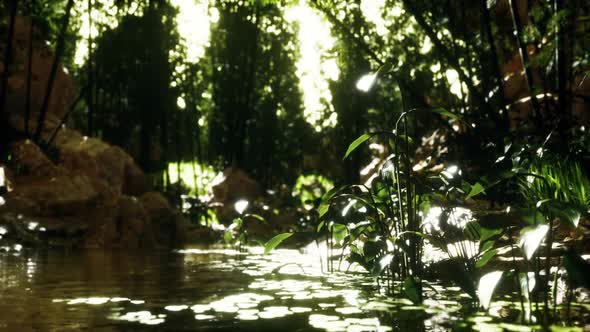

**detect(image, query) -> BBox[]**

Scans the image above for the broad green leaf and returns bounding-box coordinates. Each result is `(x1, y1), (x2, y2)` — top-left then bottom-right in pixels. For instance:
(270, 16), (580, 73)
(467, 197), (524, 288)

(332, 223), (348, 244)
(344, 133), (372, 159)
(264, 233), (293, 254)
(478, 271), (503, 309)
(518, 224), (549, 260)
(404, 277), (422, 304)
(479, 226), (503, 243)
(466, 182), (486, 199)
(318, 203), (330, 218)
(476, 249), (498, 268)
(436, 258), (477, 299)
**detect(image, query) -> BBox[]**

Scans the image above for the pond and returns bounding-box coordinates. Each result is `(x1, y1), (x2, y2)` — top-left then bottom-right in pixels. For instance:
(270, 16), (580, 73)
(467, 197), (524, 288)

(0, 245), (588, 331)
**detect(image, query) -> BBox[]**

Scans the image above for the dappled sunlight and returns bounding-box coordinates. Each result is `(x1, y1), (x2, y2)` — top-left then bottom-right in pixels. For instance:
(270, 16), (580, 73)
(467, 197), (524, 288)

(285, 1), (338, 132)
(170, 0), (213, 63)
(167, 162), (219, 198)
(73, 0), (139, 66)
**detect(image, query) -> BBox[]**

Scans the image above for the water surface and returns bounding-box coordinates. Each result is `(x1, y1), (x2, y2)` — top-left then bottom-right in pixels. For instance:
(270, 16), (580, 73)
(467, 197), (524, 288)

(0, 246), (587, 331)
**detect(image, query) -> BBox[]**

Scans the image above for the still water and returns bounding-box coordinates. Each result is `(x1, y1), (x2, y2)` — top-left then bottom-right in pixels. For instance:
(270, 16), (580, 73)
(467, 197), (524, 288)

(0, 246), (587, 331)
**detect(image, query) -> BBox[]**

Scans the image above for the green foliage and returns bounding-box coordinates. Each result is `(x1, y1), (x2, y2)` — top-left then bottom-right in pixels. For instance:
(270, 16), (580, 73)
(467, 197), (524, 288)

(264, 232), (293, 254)
(292, 174), (334, 210)
(519, 159), (590, 213)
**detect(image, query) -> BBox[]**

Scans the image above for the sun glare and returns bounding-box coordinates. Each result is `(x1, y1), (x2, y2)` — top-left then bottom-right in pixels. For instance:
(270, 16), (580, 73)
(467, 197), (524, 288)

(171, 0), (213, 63)
(285, 1), (339, 132)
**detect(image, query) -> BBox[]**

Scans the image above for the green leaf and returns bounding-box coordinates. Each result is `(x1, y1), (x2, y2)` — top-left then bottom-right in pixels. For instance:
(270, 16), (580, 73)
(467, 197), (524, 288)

(318, 203), (330, 218)
(518, 224), (549, 260)
(437, 258), (477, 299)
(331, 223), (348, 244)
(344, 133), (372, 159)
(479, 226), (503, 244)
(403, 277), (422, 304)
(244, 214), (266, 222)
(476, 249), (498, 268)
(429, 107), (463, 121)
(264, 233), (293, 254)
(466, 182), (486, 199)
(478, 271), (503, 309)
(223, 231), (233, 244)
(316, 220), (325, 233)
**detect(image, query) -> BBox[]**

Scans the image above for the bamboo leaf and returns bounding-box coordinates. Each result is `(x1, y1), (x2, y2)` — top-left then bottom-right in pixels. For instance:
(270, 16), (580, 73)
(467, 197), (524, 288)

(344, 133), (372, 159)
(264, 233), (293, 254)
(466, 182), (486, 199)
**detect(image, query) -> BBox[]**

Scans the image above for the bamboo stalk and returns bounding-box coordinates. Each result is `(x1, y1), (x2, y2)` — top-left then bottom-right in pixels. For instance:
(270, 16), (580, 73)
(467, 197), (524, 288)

(25, 1), (35, 135)
(33, 0), (75, 143)
(0, 0), (18, 117)
(507, 0), (541, 123)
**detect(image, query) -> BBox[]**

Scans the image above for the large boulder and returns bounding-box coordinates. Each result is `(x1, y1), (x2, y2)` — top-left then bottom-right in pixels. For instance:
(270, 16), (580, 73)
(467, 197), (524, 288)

(0, 138), (185, 249)
(211, 167), (262, 222)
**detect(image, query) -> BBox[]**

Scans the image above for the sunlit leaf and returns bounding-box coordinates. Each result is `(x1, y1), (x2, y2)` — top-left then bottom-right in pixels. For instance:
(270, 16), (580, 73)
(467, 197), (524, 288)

(478, 271), (503, 309)
(550, 205), (581, 228)
(344, 133), (372, 159)
(318, 203), (330, 218)
(519, 272), (536, 300)
(264, 233), (293, 254)
(518, 224), (549, 260)
(466, 182), (485, 199)
(371, 254), (393, 277)
(476, 249), (498, 268)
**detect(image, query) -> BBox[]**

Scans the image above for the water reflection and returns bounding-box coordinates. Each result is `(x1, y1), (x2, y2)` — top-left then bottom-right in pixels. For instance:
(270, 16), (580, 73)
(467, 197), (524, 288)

(0, 246), (587, 331)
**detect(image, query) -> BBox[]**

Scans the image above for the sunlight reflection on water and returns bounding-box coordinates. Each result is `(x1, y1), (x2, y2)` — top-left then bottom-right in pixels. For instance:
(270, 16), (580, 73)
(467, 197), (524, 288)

(0, 246), (588, 331)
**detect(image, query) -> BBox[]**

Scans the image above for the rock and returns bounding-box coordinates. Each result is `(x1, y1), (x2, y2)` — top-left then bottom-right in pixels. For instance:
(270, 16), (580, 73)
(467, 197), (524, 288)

(54, 128), (150, 194)
(9, 140), (60, 177)
(211, 167), (261, 222)
(122, 162), (151, 196)
(211, 167), (261, 204)
(140, 191), (172, 221)
(9, 175), (98, 217)
(117, 196), (148, 249)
